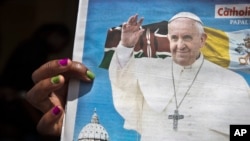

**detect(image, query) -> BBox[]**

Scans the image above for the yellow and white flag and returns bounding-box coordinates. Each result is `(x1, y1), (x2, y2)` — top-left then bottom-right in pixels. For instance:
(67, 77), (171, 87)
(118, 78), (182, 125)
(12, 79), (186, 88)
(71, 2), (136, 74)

(202, 27), (250, 72)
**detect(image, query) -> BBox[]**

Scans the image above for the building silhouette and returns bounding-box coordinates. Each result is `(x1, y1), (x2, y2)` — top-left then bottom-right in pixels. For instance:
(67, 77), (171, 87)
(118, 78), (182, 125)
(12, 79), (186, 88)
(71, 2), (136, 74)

(78, 109), (109, 141)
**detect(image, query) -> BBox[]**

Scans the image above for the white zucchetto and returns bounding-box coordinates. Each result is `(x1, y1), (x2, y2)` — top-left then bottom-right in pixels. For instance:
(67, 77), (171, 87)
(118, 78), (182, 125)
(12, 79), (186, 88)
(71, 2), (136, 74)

(169, 12), (203, 25)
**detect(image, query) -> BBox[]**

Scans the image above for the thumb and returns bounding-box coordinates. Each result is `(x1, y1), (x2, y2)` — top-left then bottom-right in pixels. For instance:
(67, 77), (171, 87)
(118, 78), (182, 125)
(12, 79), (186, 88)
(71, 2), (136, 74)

(137, 28), (145, 37)
(37, 106), (64, 136)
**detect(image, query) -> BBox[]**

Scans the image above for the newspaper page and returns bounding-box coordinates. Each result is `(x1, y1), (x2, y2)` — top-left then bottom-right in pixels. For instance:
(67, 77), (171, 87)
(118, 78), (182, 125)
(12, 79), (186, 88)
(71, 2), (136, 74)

(61, 0), (250, 141)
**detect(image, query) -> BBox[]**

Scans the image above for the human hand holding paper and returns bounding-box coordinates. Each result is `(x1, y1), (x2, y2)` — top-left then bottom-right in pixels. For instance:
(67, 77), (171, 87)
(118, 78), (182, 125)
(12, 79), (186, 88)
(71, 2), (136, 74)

(25, 59), (94, 136)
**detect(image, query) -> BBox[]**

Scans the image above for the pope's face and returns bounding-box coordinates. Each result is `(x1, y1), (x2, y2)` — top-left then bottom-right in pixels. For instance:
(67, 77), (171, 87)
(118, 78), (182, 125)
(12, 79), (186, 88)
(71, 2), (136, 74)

(168, 18), (207, 66)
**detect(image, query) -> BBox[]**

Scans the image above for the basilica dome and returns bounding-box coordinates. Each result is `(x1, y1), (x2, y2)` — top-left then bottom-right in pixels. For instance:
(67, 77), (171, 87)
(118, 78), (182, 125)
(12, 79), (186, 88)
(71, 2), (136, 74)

(78, 109), (109, 141)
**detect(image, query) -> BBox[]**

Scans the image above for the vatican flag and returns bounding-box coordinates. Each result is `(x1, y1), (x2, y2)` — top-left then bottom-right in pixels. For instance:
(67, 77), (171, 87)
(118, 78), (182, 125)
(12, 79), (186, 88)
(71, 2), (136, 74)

(202, 27), (250, 73)
(99, 22), (250, 74)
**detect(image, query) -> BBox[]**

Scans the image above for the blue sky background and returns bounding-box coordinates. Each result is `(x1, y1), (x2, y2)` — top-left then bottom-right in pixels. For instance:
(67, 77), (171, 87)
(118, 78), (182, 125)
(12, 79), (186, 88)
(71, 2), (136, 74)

(73, 0), (250, 140)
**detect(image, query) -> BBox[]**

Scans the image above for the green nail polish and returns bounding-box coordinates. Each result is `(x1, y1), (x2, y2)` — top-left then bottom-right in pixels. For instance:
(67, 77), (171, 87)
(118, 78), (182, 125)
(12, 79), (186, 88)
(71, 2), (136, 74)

(87, 70), (95, 80)
(51, 75), (60, 84)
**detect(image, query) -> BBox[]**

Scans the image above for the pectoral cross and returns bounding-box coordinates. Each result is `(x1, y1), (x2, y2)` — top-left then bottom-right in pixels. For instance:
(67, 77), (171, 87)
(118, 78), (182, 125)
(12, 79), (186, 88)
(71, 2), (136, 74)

(168, 109), (184, 131)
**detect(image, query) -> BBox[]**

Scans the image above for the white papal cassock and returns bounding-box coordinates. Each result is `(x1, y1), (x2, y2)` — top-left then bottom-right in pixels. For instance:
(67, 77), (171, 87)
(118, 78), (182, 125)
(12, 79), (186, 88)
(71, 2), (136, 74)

(108, 44), (250, 141)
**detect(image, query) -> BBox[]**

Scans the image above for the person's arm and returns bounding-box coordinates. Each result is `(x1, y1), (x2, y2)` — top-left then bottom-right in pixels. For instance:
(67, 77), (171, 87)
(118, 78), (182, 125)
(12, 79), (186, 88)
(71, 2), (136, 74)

(114, 43), (133, 68)
(108, 15), (145, 133)
(25, 58), (94, 136)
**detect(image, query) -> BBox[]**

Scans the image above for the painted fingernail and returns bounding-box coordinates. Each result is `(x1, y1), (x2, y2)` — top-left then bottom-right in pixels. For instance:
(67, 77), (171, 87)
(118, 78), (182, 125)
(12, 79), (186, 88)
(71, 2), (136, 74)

(59, 58), (68, 66)
(51, 75), (60, 84)
(52, 106), (61, 115)
(87, 70), (95, 80)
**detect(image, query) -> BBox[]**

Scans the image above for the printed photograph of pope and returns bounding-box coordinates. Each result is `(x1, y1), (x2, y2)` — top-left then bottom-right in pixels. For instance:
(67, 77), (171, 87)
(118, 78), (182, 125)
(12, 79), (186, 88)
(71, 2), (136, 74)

(109, 12), (250, 141)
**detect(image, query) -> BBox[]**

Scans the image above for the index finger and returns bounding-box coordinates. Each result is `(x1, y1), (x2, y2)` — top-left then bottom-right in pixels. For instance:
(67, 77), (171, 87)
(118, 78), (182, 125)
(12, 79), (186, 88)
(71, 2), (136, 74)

(127, 14), (144, 27)
(32, 58), (94, 84)
(32, 58), (72, 83)
(127, 14), (138, 25)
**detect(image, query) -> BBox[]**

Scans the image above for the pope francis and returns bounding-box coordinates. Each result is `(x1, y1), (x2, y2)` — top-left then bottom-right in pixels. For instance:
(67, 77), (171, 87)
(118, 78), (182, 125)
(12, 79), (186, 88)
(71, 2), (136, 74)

(108, 12), (250, 141)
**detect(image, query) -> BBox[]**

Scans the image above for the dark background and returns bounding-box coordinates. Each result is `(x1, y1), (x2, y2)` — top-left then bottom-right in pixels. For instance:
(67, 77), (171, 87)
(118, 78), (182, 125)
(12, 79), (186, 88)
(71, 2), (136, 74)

(0, 0), (79, 140)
